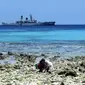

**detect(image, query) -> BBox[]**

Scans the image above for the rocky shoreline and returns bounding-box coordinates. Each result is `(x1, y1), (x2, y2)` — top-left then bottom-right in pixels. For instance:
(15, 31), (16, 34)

(0, 52), (85, 85)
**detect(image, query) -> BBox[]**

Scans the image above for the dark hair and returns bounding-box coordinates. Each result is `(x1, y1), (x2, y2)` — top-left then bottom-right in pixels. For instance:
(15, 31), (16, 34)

(40, 58), (45, 64)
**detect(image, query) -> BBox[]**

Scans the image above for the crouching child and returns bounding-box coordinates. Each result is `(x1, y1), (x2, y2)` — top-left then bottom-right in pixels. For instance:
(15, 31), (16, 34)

(35, 58), (54, 73)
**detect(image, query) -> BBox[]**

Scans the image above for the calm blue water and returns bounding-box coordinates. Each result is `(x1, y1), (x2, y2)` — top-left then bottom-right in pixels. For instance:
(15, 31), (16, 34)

(0, 26), (85, 43)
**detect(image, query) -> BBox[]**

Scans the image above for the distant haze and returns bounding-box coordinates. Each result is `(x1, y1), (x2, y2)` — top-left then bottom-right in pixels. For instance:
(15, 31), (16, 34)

(0, 0), (85, 24)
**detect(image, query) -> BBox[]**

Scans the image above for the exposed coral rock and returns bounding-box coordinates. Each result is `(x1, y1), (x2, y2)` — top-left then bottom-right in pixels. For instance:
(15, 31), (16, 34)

(0, 53), (85, 85)
(8, 51), (13, 55)
(65, 70), (77, 77)
(0, 53), (5, 60)
(60, 82), (64, 85)
(0, 53), (3, 55)
(80, 61), (85, 68)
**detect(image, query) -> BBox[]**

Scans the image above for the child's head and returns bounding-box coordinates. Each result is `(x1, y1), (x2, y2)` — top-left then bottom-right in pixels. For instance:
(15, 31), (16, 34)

(40, 58), (45, 64)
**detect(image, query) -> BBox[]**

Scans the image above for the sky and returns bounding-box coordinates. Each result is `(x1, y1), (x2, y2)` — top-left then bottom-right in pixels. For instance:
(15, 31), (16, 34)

(0, 0), (85, 24)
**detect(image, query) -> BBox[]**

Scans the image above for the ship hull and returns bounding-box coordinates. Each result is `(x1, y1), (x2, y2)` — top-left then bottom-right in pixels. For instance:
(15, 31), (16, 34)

(40, 22), (55, 26)
(2, 22), (55, 26)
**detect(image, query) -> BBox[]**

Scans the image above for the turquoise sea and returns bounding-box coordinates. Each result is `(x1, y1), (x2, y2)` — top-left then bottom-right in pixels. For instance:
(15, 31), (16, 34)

(0, 26), (85, 43)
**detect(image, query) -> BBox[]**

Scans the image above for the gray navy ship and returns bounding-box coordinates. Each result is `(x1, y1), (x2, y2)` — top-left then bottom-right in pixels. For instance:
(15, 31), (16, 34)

(2, 15), (55, 26)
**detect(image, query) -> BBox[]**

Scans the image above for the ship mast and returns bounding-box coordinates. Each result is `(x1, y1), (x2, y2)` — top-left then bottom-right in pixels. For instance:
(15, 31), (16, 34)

(30, 14), (33, 22)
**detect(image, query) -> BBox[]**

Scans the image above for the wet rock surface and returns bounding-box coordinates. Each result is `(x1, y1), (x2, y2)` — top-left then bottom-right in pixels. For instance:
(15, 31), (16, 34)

(7, 51), (13, 55)
(0, 52), (85, 85)
(0, 53), (5, 60)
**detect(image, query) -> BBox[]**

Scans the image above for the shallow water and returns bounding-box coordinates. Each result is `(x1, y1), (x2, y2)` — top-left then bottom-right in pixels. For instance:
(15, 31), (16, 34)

(0, 56), (16, 65)
(0, 26), (85, 57)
